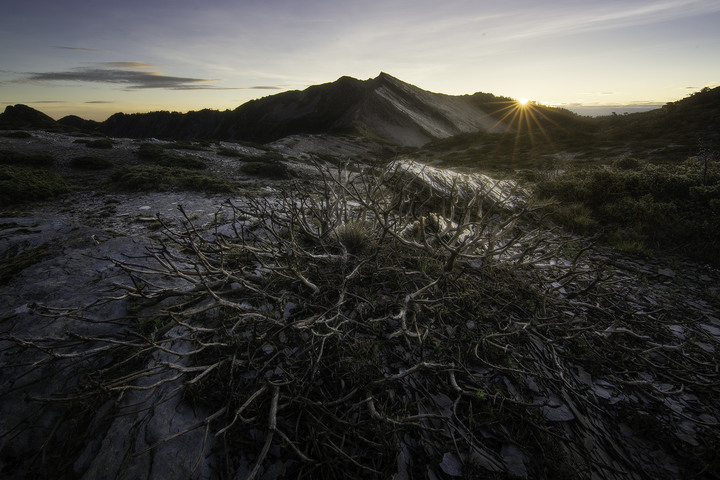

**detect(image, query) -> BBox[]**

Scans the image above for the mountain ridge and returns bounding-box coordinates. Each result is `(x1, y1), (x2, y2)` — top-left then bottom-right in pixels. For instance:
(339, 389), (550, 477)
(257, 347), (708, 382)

(2, 74), (719, 150)
(1, 73), (515, 146)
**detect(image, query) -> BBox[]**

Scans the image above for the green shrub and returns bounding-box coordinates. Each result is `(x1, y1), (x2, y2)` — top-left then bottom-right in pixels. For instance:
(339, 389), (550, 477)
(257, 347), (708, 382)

(84, 139), (114, 149)
(238, 152), (291, 179)
(0, 165), (68, 206)
(216, 147), (244, 157)
(239, 161), (291, 179)
(0, 149), (55, 168)
(334, 221), (372, 253)
(551, 202), (598, 234)
(613, 157), (641, 170)
(137, 143), (207, 169)
(137, 143), (166, 159)
(156, 155), (207, 170)
(69, 156), (113, 170)
(1, 131), (33, 139)
(108, 165), (234, 193)
(535, 159), (720, 263)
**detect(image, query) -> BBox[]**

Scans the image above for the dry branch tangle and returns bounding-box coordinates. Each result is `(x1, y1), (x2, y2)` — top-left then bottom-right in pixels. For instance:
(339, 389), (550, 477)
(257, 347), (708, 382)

(1, 161), (719, 479)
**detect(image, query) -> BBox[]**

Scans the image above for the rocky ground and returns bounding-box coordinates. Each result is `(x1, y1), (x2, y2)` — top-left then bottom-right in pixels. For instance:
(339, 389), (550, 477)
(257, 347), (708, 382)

(1, 131), (719, 479)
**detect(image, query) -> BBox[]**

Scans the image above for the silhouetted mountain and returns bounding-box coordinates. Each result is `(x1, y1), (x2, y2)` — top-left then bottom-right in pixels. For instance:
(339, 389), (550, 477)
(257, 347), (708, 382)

(96, 73), (513, 146)
(58, 115), (101, 131)
(0, 104), (58, 130)
(4, 78), (718, 152)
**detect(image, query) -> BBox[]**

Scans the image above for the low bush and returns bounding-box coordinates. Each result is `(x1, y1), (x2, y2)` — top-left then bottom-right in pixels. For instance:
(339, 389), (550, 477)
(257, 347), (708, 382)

(238, 152), (291, 179)
(69, 156), (113, 170)
(155, 155), (207, 170)
(137, 143), (207, 170)
(216, 146), (244, 157)
(0, 149), (55, 168)
(84, 138), (114, 149)
(613, 156), (641, 170)
(137, 143), (165, 159)
(108, 165), (234, 193)
(0, 165), (68, 206)
(1, 131), (33, 139)
(536, 158), (720, 263)
(239, 161), (291, 179)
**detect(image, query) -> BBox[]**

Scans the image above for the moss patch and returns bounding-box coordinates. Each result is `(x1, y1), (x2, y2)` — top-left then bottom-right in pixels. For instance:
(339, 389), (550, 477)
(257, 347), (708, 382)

(0, 149), (55, 168)
(108, 165), (234, 193)
(0, 165), (69, 206)
(69, 156), (113, 170)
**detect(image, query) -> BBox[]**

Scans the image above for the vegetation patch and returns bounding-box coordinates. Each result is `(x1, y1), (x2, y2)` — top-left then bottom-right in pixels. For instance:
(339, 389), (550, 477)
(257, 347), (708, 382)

(69, 156), (113, 170)
(238, 161), (291, 179)
(238, 152), (292, 179)
(0, 149), (55, 168)
(137, 143), (207, 170)
(0, 165), (68, 206)
(108, 165), (234, 193)
(535, 157), (720, 263)
(1, 131), (33, 139)
(216, 146), (245, 157)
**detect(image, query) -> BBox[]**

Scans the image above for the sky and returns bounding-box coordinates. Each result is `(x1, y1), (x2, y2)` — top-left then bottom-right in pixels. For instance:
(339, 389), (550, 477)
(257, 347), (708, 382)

(1, 0), (719, 121)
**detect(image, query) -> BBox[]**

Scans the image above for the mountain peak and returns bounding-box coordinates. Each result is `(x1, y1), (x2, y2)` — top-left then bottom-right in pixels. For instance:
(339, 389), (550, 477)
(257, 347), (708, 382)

(376, 71), (396, 80)
(0, 104), (58, 129)
(374, 72), (405, 86)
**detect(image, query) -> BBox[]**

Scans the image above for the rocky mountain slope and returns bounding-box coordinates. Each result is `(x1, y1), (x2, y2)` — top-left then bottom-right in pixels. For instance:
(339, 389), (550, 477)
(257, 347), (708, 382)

(2, 74), (514, 147)
(96, 73), (513, 146)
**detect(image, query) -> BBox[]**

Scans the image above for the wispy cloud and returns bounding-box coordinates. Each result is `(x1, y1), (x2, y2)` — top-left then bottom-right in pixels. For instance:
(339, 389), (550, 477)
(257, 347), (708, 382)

(98, 62), (158, 69)
(85, 100), (115, 104)
(54, 46), (107, 52)
(0, 100), (67, 106)
(23, 64), (287, 91)
(25, 66), (223, 90)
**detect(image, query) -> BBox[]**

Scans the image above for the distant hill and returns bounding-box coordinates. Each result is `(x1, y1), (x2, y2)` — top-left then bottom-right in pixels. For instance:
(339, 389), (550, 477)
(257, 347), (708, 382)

(0, 104), (59, 130)
(57, 115), (101, 131)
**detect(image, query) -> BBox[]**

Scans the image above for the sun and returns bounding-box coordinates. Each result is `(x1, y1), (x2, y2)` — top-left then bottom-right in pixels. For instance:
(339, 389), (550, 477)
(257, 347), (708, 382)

(518, 97), (529, 106)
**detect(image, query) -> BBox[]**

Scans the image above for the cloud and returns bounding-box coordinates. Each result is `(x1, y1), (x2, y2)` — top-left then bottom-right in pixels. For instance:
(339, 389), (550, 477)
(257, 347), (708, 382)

(85, 101), (115, 104)
(99, 62), (158, 69)
(54, 46), (107, 52)
(26, 67), (223, 90)
(23, 65), (288, 91)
